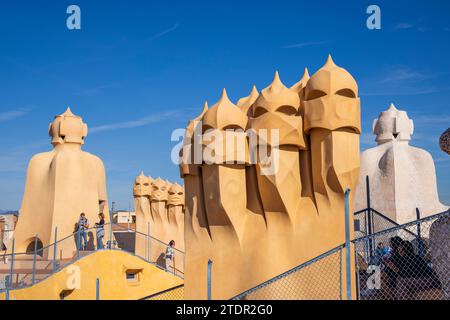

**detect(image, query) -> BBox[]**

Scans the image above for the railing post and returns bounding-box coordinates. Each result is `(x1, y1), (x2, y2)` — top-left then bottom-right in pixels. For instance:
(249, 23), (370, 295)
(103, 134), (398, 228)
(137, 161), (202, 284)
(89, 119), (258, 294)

(9, 239), (15, 289)
(77, 228), (81, 259)
(5, 287), (9, 300)
(207, 259), (213, 300)
(96, 278), (100, 300)
(147, 222), (150, 262)
(344, 188), (352, 301)
(339, 248), (343, 300)
(109, 203), (114, 249)
(365, 176), (374, 258)
(53, 226), (58, 272)
(32, 234), (38, 285)
(416, 208), (424, 257)
(354, 248), (361, 300)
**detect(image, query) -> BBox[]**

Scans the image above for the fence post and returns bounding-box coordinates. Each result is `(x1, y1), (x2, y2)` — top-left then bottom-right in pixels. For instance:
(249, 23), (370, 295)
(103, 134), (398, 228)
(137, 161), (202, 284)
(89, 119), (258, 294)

(365, 176), (374, 258)
(354, 248), (361, 300)
(96, 278), (100, 300)
(109, 203), (114, 249)
(53, 226), (58, 272)
(207, 259), (213, 300)
(339, 248), (343, 300)
(5, 287), (9, 300)
(344, 188), (352, 300)
(9, 239), (15, 289)
(77, 228), (81, 259)
(416, 208), (424, 257)
(32, 234), (38, 285)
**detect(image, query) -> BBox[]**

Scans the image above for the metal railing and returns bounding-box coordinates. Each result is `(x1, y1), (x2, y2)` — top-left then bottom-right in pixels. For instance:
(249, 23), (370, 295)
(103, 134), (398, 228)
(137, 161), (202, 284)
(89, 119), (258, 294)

(230, 189), (354, 300)
(112, 223), (184, 277)
(353, 209), (449, 300)
(140, 284), (185, 300)
(229, 209), (448, 301)
(0, 221), (185, 295)
(231, 244), (346, 300)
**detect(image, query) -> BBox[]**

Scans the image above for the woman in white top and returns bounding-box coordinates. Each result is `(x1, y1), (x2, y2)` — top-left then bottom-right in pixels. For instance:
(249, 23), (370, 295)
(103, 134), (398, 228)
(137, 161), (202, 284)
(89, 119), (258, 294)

(165, 240), (175, 273)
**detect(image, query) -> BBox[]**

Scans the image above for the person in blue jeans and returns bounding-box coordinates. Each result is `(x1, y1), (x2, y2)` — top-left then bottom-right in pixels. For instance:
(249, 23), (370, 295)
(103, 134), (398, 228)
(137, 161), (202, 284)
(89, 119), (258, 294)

(95, 213), (105, 250)
(78, 213), (89, 250)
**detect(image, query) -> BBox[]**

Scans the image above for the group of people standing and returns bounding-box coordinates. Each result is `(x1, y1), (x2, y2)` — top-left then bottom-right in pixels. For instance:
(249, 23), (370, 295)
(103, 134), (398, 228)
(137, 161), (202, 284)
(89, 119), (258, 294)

(373, 236), (440, 299)
(75, 212), (177, 273)
(76, 212), (105, 250)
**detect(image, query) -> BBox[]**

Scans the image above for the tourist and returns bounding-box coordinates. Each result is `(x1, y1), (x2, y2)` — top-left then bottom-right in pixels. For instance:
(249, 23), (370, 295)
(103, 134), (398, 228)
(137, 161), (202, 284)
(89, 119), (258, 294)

(372, 242), (391, 265)
(165, 240), (175, 272)
(383, 237), (405, 290)
(95, 213), (105, 250)
(376, 242), (390, 258)
(77, 213), (89, 250)
(389, 241), (438, 299)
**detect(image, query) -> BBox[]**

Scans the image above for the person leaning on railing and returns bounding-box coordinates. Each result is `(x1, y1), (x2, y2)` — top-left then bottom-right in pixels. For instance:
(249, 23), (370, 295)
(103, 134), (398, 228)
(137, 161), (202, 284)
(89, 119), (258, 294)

(77, 213), (90, 250)
(95, 213), (105, 250)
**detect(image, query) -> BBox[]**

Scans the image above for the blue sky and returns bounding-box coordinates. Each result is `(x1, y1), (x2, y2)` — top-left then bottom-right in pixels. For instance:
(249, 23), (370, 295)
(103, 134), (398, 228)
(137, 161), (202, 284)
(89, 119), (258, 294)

(0, 0), (449, 210)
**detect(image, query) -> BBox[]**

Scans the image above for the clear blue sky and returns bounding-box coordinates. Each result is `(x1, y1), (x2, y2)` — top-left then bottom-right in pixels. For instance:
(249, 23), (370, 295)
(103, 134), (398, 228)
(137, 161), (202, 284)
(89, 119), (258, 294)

(0, 0), (449, 210)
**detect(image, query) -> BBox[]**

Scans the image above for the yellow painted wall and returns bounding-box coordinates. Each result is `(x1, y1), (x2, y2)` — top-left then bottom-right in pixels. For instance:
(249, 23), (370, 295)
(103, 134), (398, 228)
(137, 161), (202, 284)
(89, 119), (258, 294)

(0, 250), (183, 300)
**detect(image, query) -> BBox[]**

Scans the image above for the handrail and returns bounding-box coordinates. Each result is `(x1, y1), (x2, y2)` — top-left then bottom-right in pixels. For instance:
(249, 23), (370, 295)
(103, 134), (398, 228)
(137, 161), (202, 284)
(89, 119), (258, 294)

(230, 209), (448, 301)
(0, 246), (184, 294)
(354, 207), (418, 238)
(230, 244), (346, 300)
(0, 222), (185, 258)
(0, 221), (186, 293)
(112, 223), (185, 255)
(354, 208), (368, 215)
(139, 284), (184, 300)
(371, 208), (418, 238)
(352, 209), (449, 242)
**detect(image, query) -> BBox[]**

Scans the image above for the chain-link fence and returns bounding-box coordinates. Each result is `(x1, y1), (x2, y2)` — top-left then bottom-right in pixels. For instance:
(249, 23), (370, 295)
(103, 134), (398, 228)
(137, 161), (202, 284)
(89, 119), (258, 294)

(230, 209), (449, 301)
(354, 210), (449, 300)
(231, 245), (347, 300)
(141, 284), (185, 300)
(354, 208), (419, 262)
(354, 209), (401, 238)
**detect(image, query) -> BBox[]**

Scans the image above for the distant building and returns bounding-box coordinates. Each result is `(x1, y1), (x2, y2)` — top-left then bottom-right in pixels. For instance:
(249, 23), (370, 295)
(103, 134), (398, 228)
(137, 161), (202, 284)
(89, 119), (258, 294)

(0, 211), (18, 251)
(113, 210), (136, 224)
(111, 210), (136, 253)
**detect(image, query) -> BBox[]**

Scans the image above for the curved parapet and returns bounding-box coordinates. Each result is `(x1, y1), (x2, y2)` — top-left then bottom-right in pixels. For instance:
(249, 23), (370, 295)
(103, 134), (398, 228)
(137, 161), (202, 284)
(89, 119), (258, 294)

(0, 250), (183, 300)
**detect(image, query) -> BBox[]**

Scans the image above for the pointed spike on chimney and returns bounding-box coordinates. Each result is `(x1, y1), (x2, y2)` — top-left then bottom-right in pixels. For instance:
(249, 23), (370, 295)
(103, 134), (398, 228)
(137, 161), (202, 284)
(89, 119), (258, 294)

(217, 88), (233, 105)
(221, 88), (228, 99)
(325, 54), (336, 67)
(62, 107), (75, 116)
(302, 67), (310, 79)
(273, 70), (281, 83)
(202, 101), (209, 113)
(388, 103), (398, 111)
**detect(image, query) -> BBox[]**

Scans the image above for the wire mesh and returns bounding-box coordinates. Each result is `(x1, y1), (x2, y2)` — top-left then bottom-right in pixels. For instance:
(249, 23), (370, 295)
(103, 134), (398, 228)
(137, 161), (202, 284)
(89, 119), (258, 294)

(142, 284), (185, 300)
(354, 210), (449, 300)
(231, 245), (346, 300)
